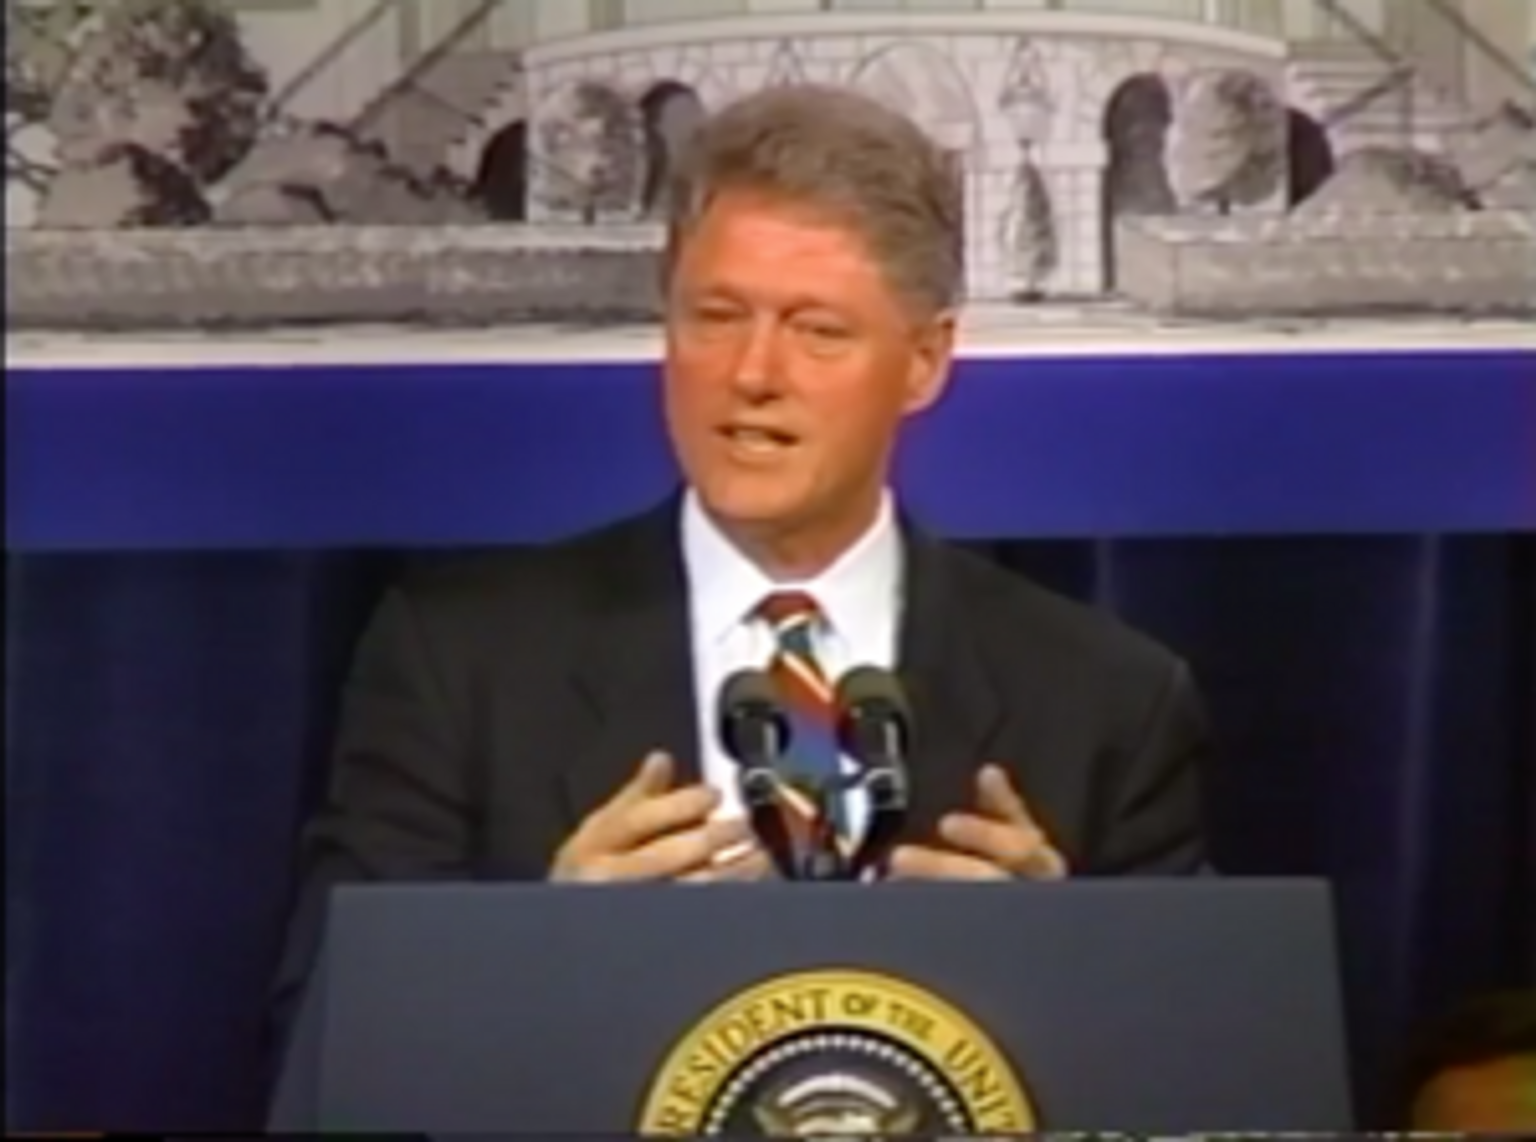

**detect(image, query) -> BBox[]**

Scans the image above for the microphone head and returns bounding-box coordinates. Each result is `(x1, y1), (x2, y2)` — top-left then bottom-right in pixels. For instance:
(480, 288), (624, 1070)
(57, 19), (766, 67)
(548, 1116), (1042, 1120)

(717, 668), (787, 761)
(836, 668), (911, 876)
(835, 666), (912, 722)
(834, 666), (912, 761)
(721, 667), (778, 709)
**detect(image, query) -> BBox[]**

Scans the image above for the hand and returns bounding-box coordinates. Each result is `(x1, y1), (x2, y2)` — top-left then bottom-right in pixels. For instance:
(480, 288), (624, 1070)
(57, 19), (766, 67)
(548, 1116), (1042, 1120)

(888, 764), (1068, 881)
(681, 837), (775, 884)
(549, 751), (764, 883)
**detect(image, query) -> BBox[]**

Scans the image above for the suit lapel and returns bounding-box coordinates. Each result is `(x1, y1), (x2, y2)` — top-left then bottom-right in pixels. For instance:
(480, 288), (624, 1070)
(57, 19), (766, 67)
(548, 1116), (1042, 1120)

(897, 523), (1005, 843)
(561, 496), (702, 825)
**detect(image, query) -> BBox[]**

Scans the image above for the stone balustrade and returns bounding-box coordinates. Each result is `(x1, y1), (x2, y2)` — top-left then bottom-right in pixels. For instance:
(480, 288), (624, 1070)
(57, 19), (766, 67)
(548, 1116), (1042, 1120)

(1115, 210), (1536, 316)
(6, 224), (666, 329)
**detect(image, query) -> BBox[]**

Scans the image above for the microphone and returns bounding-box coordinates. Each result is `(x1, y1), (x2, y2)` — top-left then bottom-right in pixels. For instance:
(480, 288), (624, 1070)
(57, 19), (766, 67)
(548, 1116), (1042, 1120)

(798, 781), (850, 882)
(835, 666), (913, 880)
(716, 669), (798, 880)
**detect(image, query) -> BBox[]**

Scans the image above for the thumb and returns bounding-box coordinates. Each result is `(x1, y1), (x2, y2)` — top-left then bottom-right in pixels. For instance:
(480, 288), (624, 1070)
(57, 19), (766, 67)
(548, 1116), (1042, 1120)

(975, 764), (1031, 824)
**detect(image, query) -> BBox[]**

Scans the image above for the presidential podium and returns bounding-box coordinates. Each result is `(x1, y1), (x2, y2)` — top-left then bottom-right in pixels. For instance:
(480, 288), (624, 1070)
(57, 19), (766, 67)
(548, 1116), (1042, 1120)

(270, 879), (1353, 1134)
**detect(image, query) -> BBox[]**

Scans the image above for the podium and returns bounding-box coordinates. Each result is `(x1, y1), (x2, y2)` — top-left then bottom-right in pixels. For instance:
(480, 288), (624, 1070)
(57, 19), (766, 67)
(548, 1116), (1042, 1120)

(271, 879), (1353, 1134)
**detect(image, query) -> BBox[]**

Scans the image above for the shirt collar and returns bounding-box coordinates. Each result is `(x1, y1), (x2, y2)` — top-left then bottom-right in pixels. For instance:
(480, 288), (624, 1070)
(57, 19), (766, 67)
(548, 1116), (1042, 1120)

(681, 488), (902, 645)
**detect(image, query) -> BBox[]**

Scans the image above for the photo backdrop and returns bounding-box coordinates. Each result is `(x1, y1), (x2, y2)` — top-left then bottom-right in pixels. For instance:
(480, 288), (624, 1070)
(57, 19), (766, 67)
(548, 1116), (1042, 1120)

(6, 0), (1535, 1132)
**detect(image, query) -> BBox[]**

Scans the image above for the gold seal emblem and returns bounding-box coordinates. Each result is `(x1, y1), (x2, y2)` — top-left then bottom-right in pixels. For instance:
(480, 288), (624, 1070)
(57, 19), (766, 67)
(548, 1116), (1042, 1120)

(636, 968), (1037, 1136)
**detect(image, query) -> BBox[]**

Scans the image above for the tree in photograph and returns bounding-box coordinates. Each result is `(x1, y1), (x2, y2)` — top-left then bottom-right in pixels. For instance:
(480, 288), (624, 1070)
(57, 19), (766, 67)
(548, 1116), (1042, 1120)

(531, 80), (644, 224)
(6, 0), (93, 196)
(48, 0), (268, 186)
(38, 140), (210, 227)
(1167, 69), (1286, 215)
(214, 118), (486, 225)
(7, 5), (66, 124)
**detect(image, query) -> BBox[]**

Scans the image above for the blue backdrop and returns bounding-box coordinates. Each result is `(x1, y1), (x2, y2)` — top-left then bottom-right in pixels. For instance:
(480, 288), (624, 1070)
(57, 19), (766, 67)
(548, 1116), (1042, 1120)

(6, 347), (1534, 1132)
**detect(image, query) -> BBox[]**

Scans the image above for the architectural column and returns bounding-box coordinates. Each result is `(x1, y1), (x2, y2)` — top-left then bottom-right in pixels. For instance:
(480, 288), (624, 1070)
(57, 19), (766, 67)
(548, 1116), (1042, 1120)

(1279, 2), (1325, 42)
(486, 1), (539, 49)
(1319, 0), (1389, 42)
(589, 0), (626, 31)
(1200, 0), (1282, 35)
(1234, 0), (1283, 37)
(307, 0), (403, 124)
(419, 0), (492, 50)
(394, 0), (420, 65)
(1455, 0), (1533, 111)
(235, 0), (392, 123)
(1384, 0), (1533, 110)
(1036, 140), (1108, 296)
(533, 1), (597, 40)
(1387, 0), (1463, 101)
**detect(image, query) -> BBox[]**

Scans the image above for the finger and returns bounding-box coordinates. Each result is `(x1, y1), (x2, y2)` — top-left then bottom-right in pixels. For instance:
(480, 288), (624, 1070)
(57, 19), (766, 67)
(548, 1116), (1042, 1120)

(580, 751), (676, 843)
(608, 750), (676, 809)
(885, 843), (1010, 882)
(681, 844), (773, 883)
(603, 783), (722, 851)
(627, 817), (751, 880)
(723, 847), (774, 881)
(709, 836), (756, 868)
(974, 764), (1034, 825)
(555, 763), (711, 883)
(615, 817), (754, 881)
(939, 813), (1066, 880)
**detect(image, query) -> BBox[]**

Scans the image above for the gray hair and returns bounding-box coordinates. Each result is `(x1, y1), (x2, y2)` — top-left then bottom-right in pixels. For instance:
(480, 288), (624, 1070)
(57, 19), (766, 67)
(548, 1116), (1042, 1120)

(662, 83), (964, 315)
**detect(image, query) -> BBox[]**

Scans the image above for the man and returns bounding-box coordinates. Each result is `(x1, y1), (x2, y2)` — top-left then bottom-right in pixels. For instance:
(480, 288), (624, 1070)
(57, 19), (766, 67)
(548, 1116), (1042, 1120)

(271, 83), (1211, 1034)
(1404, 991), (1536, 1132)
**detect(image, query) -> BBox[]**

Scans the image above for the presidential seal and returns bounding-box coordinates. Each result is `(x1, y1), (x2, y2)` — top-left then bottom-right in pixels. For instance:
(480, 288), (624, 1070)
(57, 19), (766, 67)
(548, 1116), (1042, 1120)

(636, 968), (1037, 1136)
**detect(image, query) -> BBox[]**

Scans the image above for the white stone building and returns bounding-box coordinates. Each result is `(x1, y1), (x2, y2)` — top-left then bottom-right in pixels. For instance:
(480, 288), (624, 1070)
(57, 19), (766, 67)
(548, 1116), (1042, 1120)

(8, 1), (1534, 298)
(436, 0), (1536, 297)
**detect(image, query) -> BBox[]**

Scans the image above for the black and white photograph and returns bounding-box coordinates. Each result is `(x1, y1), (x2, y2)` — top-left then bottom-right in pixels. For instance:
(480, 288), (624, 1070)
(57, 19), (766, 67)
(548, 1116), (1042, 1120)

(7, 0), (1536, 343)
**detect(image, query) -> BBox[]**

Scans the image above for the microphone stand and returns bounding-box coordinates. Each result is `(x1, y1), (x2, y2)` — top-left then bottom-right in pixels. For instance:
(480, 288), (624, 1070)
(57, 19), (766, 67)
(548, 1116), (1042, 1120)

(846, 765), (907, 881)
(836, 693), (911, 882)
(797, 781), (850, 881)
(785, 767), (910, 883)
(739, 767), (799, 881)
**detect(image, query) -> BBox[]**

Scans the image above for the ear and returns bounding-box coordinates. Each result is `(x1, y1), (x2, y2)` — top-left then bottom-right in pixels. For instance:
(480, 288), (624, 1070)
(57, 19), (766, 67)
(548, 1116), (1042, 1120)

(901, 307), (958, 416)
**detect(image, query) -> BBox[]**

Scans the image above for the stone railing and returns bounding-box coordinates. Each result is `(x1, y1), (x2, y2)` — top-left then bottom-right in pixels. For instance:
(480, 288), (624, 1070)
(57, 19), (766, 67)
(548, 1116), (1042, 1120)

(5, 224), (666, 330)
(1114, 211), (1536, 316)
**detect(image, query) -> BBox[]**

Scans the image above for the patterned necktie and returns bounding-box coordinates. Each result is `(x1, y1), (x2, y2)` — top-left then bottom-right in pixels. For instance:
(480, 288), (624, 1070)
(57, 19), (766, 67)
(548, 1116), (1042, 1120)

(756, 591), (851, 853)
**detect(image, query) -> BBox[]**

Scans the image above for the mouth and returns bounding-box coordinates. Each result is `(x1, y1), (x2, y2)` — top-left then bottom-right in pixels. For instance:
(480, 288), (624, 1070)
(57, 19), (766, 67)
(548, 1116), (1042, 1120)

(719, 425), (800, 455)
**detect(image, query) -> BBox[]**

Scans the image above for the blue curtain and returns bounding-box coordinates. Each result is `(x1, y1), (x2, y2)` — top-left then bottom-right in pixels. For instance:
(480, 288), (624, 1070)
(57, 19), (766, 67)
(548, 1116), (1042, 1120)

(6, 536), (1533, 1131)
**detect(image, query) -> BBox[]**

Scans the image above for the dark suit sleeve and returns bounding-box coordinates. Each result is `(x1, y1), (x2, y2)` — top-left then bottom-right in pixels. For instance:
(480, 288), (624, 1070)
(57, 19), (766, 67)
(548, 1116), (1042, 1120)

(265, 584), (476, 1090)
(1093, 657), (1212, 875)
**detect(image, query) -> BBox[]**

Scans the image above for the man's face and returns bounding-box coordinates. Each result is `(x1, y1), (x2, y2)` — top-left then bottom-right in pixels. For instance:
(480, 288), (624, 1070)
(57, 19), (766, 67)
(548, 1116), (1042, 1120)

(661, 186), (954, 554)
(1411, 1055), (1536, 1132)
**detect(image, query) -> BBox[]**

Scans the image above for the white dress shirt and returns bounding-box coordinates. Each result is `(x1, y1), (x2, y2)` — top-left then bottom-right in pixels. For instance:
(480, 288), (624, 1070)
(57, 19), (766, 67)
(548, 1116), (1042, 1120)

(680, 487), (903, 848)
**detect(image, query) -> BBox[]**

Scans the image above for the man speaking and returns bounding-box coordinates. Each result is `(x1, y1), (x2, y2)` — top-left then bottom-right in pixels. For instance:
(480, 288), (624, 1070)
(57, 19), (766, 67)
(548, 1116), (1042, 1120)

(273, 82), (1212, 1023)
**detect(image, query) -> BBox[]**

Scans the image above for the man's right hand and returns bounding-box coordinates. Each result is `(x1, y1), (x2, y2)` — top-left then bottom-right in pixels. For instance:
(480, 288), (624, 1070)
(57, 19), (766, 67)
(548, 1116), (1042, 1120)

(549, 751), (762, 883)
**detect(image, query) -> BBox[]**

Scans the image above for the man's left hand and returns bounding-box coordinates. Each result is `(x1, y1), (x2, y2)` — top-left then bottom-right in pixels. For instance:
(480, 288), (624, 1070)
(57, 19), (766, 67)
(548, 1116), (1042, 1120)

(888, 764), (1067, 881)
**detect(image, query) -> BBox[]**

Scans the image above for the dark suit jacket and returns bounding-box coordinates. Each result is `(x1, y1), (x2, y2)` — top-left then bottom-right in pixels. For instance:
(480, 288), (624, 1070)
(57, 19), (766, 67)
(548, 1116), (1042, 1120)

(267, 495), (1211, 1071)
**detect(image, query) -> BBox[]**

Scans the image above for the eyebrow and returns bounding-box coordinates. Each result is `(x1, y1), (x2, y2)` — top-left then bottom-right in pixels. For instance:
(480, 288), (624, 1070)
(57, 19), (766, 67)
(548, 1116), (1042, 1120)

(687, 283), (852, 313)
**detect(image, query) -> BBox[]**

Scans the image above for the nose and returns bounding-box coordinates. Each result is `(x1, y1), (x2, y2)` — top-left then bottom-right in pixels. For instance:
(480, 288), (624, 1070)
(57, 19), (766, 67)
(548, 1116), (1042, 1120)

(727, 316), (783, 402)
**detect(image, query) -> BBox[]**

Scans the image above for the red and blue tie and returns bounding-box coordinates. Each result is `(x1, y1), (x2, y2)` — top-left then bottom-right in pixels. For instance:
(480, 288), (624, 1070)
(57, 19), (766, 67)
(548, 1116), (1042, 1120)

(756, 591), (851, 855)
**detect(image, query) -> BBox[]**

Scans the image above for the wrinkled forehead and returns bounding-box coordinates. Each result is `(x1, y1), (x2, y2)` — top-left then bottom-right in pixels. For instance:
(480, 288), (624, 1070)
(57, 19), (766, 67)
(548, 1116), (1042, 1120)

(665, 187), (945, 325)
